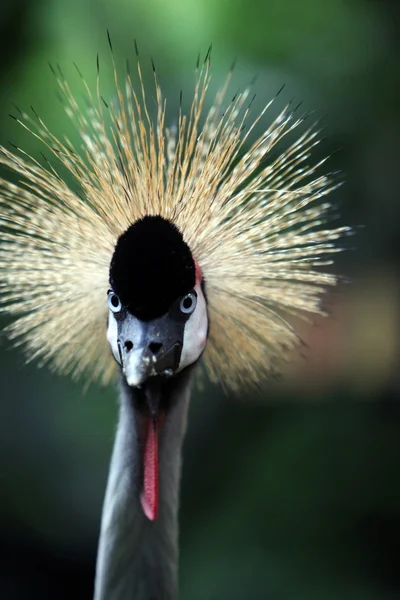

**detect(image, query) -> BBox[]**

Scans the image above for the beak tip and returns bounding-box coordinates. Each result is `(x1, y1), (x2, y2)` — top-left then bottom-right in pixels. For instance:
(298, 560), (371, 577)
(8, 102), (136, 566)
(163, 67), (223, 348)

(124, 362), (148, 388)
(125, 372), (142, 387)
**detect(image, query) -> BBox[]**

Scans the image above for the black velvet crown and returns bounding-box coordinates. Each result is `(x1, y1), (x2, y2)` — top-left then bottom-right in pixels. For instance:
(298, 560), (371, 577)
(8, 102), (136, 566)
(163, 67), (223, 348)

(109, 216), (196, 321)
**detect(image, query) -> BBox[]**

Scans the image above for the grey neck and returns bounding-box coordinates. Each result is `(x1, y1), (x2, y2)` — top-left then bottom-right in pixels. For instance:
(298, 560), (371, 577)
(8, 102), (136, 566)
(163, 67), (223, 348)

(94, 369), (193, 600)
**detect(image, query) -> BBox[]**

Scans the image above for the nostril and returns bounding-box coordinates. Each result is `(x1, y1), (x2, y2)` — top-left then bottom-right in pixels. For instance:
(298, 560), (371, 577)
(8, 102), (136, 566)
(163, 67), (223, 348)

(125, 340), (133, 352)
(149, 342), (162, 355)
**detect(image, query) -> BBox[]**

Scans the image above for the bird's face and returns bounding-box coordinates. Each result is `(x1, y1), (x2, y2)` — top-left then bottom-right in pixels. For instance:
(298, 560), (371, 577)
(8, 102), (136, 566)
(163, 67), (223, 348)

(106, 278), (208, 387)
(105, 215), (208, 520)
(106, 215), (208, 385)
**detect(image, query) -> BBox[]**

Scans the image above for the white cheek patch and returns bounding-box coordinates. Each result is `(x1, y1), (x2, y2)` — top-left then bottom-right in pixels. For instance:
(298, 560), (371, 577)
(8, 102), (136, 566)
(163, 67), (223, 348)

(106, 311), (120, 364)
(179, 283), (208, 371)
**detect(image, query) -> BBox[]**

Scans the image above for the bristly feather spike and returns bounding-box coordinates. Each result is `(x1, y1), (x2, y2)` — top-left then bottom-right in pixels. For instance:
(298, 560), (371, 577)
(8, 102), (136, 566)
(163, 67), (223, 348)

(0, 51), (349, 390)
(107, 30), (113, 53)
(204, 44), (212, 64)
(56, 63), (64, 79)
(276, 83), (286, 97)
(73, 62), (84, 79)
(48, 62), (57, 77)
(11, 103), (23, 117)
(229, 57), (237, 73)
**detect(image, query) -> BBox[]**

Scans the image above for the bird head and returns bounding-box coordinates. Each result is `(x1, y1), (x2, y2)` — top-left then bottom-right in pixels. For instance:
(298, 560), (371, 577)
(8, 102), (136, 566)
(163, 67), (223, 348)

(107, 215), (208, 388)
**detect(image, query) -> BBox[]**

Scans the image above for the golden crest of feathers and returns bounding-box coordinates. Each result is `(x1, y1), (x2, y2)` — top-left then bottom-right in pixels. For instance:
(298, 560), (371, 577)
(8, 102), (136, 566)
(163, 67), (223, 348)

(0, 49), (350, 390)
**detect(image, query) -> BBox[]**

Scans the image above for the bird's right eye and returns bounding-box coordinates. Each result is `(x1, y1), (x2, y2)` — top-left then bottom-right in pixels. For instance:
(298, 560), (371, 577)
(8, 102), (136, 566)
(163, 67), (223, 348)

(108, 292), (122, 313)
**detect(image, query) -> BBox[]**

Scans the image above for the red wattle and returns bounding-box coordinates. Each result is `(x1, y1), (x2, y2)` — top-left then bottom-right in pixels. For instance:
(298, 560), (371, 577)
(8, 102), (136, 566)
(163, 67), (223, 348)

(140, 417), (159, 521)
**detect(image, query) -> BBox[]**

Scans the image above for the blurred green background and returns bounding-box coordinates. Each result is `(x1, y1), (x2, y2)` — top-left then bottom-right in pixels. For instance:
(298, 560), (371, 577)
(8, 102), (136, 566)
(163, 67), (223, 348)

(0, 0), (399, 599)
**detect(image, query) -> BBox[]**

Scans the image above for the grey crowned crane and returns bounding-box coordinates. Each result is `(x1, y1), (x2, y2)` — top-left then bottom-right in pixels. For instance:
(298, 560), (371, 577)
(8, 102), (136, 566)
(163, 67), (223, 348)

(0, 46), (349, 600)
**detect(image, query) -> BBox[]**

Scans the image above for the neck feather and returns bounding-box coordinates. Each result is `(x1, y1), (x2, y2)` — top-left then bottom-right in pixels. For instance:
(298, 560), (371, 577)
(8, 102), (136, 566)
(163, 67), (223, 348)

(94, 369), (193, 600)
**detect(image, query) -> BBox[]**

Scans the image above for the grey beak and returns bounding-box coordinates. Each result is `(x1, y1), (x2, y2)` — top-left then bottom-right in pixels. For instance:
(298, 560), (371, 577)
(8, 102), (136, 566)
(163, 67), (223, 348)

(117, 312), (184, 387)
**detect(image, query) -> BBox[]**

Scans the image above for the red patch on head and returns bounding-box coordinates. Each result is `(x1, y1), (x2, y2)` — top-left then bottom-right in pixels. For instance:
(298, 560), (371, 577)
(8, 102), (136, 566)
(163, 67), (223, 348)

(195, 261), (202, 285)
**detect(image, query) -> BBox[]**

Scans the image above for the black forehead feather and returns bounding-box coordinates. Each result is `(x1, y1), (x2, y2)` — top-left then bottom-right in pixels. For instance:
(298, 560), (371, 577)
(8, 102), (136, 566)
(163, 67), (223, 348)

(109, 216), (195, 321)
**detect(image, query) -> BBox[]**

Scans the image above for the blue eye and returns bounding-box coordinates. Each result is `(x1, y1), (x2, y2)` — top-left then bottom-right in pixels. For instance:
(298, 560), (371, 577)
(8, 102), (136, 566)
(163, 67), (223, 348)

(108, 292), (122, 313)
(179, 291), (197, 315)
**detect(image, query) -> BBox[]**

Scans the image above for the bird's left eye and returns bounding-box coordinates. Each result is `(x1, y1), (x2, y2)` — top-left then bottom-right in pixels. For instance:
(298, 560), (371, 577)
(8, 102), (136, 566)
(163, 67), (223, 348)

(108, 292), (122, 313)
(179, 291), (197, 315)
